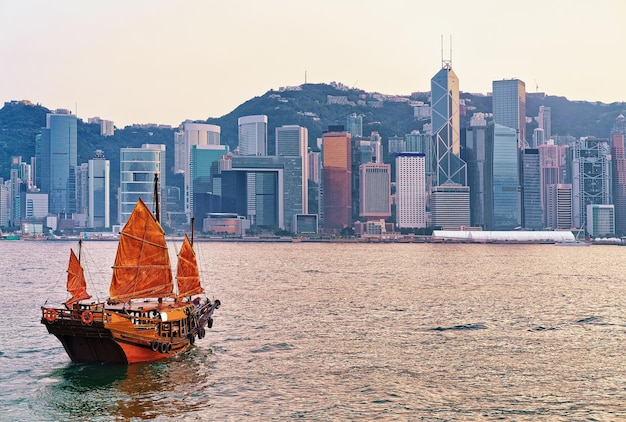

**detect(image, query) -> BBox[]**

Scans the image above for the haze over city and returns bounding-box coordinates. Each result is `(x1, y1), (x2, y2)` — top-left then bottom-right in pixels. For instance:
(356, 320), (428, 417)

(1, 0), (624, 127)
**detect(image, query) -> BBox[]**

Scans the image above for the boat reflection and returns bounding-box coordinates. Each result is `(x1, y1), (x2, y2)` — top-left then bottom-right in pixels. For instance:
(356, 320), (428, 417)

(47, 347), (216, 420)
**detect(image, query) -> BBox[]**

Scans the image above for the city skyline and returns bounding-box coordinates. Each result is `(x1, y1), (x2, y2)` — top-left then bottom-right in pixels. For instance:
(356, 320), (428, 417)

(1, 0), (624, 128)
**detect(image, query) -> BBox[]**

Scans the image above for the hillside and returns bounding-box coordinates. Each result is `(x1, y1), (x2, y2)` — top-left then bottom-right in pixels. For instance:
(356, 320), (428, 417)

(0, 83), (625, 217)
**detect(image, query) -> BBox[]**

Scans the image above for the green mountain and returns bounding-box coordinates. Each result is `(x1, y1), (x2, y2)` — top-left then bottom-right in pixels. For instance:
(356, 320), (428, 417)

(0, 83), (624, 222)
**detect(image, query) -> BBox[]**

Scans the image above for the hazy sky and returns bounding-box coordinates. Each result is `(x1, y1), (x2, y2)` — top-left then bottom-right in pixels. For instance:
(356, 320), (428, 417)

(1, 0), (624, 127)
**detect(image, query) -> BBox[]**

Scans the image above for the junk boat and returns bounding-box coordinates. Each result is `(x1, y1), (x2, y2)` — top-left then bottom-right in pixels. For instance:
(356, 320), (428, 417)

(41, 175), (220, 364)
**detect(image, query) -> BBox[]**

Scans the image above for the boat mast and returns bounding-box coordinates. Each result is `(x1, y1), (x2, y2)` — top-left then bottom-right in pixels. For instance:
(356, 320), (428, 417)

(190, 217), (195, 247)
(153, 173), (160, 223)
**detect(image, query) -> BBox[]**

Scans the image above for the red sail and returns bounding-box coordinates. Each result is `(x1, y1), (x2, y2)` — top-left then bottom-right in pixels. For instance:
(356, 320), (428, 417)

(65, 248), (91, 307)
(177, 235), (204, 299)
(109, 198), (173, 302)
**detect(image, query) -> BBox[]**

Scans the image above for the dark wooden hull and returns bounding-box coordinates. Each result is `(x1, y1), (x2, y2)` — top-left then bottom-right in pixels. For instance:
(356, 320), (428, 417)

(41, 300), (219, 364)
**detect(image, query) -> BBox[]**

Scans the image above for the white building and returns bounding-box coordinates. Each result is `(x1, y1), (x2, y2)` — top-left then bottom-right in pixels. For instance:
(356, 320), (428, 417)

(238, 115), (268, 156)
(396, 153), (426, 228)
(359, 163), (391, 219)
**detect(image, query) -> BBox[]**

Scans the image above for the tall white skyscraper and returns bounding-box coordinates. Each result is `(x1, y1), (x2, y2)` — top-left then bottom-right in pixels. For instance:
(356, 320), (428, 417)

(276, 125), (308, 214)
(396, 153), (426, 228)
(238, 115), (268, 156)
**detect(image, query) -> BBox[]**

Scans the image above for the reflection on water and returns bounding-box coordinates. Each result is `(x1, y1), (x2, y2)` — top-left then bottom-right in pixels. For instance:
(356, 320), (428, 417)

(4, 242), (626, 420)
(43, 347), (216, 421)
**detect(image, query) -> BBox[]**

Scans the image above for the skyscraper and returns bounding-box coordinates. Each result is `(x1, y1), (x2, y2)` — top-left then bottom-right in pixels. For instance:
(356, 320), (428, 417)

(88, 149), (110, 228)
(359, 163), (391, 220)
(179, 123), (222, 218)
(430, 61), (469, 228)
(395, 153), (426, 228)
(238, 115), (268, 156)
(572, 137), (612, 230)
(522, 148), (542, 229)
(538, 142), (570, 228)
(465, 119), (492, 228)
(492, 79), (526, 147)
(490, 123), (521, 230)
(346, 113), (363, 138)
(538, 105), (551, 142)
(321, 130), (352, 233)
(276, 125), (308, 214)
(431, 63), (466, 186)
(119, 144), (166, 225)
(611, 133), (626, 235)
(38, 112), (78, 214)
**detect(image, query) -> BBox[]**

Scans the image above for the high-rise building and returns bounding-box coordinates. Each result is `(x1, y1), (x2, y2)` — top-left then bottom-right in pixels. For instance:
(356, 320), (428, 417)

(369, 132), (382, 164)
(228, 155), (304, 231)
(308, 151), (320, 184)
(75, 163), (89, 216)
(611, 133), (626, 235)
(431, 62), (469, 227)
(351, 137), (374, 221)
(431, 63), (466, 186)
(0, 183), (9, 226)
(586, 204), (615, 237)
(490, 123), (521, 230)
(346, 113), (363, 138)
(431, 185), (470, 228)
(276, 125), (308, 214)
(465, 119), (492, 228)
(538, 142), (570, 228)
(395, 153), (426, 228)
(359, 163), (391, 220)
(522, 149), (542, 229)
(492, 79), (526, 147)
(531, 128), (544, 149)
(321, 130), (352, 233)
(24, 192), (48, 219)
(88, 149), (110, 228)
(190, 144), (229, 227)
(38, 112), (77, 214)
(177, 123), (222, 218)
(545, 184), (573, 229)
(119, 144), (166, 225)
(538, 105), (551, 142)
(572, 137), (612, 230)
(238, 115), (268, 156)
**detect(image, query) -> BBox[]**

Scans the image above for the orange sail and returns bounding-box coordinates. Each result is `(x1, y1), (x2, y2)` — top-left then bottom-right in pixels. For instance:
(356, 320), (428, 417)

(64, 248), (91, 307)
(177, 235), (204, 299)
(110, 198), (173, 302)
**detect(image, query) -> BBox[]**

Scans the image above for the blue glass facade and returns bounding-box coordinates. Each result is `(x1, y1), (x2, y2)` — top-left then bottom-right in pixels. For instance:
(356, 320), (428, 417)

(38, 113), (77, 214)
(431, 66), (466, 186)
(492, 124), (521, 230)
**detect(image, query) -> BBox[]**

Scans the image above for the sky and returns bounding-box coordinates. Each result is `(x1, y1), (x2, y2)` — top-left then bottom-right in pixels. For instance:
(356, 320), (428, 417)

(1, 0), (624, 127)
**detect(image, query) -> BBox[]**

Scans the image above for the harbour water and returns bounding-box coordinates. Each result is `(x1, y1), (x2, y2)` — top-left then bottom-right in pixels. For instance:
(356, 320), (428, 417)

(1, 240), (626, 421)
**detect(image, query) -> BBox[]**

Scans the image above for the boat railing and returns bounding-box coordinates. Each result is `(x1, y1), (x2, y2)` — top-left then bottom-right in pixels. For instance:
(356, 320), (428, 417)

(41, 306), (105, 325)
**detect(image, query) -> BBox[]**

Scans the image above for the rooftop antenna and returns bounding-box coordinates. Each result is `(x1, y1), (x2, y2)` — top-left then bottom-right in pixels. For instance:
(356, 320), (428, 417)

(305, 70), (307, 84)
(441, 34), (452, 69)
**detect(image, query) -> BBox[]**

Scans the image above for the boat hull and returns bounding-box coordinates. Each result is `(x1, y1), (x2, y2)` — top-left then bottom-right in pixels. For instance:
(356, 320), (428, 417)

(41, 300), (219, 364)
